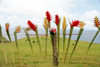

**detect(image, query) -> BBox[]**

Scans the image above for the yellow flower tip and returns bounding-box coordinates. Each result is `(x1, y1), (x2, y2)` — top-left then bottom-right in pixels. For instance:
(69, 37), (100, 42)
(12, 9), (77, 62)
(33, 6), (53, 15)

(26, 27), (30, 31)
(16, 26), (21, 33)
(5, 23), (10, 31)
(79, 21), (85, 29)
(62, 16), (67, 31)
(94, 16), (99, 28)
(44, 17), (48, 30)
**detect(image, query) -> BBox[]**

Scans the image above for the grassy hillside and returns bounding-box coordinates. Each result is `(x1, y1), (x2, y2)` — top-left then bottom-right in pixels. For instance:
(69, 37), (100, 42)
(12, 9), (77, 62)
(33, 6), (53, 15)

(0, 36), (100, 67)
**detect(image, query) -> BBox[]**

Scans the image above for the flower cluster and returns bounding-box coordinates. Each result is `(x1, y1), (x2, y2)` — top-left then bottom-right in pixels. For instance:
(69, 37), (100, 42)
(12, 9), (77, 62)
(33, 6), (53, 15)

(28, 20), (37, 31)
(16, 26), (21, 33)
(46, 11), (51, 22)
(55, 14), (60, 25)
(94, 16), (100, 28)
(70, 20), (80, 28)
(5, 23), (10, 31)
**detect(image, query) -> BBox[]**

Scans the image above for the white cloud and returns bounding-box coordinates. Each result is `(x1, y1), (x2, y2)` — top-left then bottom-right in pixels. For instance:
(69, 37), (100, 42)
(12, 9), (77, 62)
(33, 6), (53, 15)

(0, 0), (86, 16)
(79, 10), (100, 30)
(0, 0), (100, 30)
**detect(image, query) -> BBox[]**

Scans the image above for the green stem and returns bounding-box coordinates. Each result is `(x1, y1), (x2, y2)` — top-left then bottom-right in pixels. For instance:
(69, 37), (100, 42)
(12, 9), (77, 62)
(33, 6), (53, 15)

(63, 30), (66, 54)
(64, 27), (74, 63)
(6, 30), (12, 42)
(14, 31), (23, 65)
(0, 25), (3, 42)
(2, 44), (8, 64)
(87, 31), (99, 51)
(35, 28), (42, 54)
(45, 22), (49, 55)
(24, 29), (33, 52)
(10, 42), (15, 66)
(0, 25), (8, 63)
(69, 28), (84, 62)
(81, 30), (99, 63)
(14, 31), (19, 52)
(6, 29), (15, 65)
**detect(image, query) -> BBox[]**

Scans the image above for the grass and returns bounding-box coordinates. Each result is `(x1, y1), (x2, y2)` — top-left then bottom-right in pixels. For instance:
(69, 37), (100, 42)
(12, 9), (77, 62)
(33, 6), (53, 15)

(0, 36), (100, 67)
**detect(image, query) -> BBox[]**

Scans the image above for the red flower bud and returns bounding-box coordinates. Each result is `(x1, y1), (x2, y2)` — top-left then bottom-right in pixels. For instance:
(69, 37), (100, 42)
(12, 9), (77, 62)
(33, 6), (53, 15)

(55, 14), (60, 25)
(46, 11), (51, 22)
(27, 20), (37, 31)
(70, 20), (80, 28)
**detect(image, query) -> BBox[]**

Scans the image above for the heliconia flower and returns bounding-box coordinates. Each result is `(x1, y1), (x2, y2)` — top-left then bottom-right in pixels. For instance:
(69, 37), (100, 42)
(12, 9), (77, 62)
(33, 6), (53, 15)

(46, 11), (51, 22)
(16, 26), (21, 33)
(5, 23), (10, 31)
(62, 16), (67, 31)
(55, 14), (60, 25)
(79, 21), (85, 29)
(94, 16), (100, 28)
(43, 17), (48, 30)
(25, 27), (30, 31)
(70, 20), (80, 28)
(27, 20), (37, 31)
(50, 28), (56, 33)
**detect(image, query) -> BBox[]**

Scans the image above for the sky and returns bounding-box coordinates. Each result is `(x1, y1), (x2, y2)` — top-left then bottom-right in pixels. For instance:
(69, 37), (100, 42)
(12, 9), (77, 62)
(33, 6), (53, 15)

(0, 0), (100, 30)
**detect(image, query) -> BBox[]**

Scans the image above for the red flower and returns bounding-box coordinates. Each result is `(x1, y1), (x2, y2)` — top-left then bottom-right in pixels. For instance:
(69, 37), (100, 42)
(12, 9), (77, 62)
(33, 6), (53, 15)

(70, 20), (80, 28)
(50, 28), (56, 33)
(55, 14), (60, 25)
(27, 20), (37, 31)
(46, 11), (51, 22)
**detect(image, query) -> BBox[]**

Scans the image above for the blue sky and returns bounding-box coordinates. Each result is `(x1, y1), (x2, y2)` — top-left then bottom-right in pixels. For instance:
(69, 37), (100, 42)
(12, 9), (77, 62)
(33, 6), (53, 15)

(0, 0), (100, 30)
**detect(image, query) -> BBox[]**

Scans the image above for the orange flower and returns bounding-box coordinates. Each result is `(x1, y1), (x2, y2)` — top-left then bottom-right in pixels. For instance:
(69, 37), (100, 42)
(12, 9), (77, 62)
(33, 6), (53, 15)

(5, 23), (9, 31)
(16, 26), (21, 33)
(43, 17), (48, 30)
(79, 21), (85, 29)
(94, 16), (100, 28)
(62, 16), (67, 31)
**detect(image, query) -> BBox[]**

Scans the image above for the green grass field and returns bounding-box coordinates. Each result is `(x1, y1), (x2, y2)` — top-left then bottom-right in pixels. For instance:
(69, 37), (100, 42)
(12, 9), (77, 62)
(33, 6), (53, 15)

(0, 36), (100, 67)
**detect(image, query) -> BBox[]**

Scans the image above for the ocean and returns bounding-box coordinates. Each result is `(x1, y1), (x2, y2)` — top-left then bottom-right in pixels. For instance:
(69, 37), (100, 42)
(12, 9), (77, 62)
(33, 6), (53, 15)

(1, 28), (100, 44)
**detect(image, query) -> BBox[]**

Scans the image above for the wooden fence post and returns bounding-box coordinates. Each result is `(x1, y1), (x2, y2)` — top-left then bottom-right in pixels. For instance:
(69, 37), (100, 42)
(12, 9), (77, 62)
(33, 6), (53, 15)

(50, 28), (58, 66)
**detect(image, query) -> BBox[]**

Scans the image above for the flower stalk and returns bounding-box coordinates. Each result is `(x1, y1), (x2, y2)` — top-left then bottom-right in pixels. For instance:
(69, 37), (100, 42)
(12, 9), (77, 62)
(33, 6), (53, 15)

(62, 16), (67, 54)
(43, 17), (48, 55)
(14, 26), (21, 52)
(64, 27), (73, 63)
(35, 28), (42, 54)
(55, 14), (60, 55)
(81, 16), (100, 63)
(24, 28), (33, 52)
(27, 20), (42, 53)
(5, 23), (15, 65)
(0, 25), (8, 64)
(14, 26), (22, 65)
(64, 20), (80, 63)
(69, 21), (85, 62)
